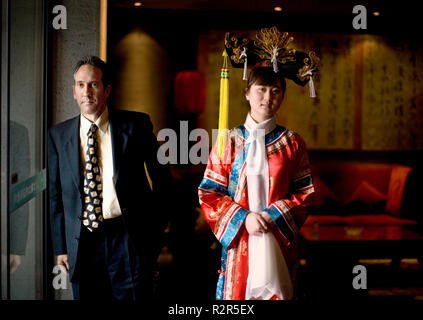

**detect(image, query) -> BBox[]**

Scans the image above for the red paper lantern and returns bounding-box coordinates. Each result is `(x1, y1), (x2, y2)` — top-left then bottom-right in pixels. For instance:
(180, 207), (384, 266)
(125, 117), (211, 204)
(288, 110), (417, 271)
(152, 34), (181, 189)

(174, 71), (205, 114)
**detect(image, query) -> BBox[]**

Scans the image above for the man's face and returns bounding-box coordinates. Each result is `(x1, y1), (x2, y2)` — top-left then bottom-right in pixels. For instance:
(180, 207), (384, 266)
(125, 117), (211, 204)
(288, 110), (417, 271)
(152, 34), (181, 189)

(73, 64), (111, 120)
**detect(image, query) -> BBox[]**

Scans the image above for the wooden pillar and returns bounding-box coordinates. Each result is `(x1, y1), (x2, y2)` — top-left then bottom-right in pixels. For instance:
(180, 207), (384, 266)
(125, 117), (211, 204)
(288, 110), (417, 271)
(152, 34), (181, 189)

(99, 0), (107, 61)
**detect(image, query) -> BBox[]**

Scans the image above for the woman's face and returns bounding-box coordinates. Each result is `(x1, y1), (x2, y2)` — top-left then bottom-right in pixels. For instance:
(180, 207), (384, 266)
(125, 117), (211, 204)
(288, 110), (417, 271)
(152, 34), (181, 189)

(245, 79), (284, 123)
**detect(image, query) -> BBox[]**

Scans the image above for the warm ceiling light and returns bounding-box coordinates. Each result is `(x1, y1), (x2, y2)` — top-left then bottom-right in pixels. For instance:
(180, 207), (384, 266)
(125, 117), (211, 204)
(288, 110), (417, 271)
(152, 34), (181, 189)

(373, 11), (380, 16)
(274, 6), (283, 12)
(134, 2), (142, 6)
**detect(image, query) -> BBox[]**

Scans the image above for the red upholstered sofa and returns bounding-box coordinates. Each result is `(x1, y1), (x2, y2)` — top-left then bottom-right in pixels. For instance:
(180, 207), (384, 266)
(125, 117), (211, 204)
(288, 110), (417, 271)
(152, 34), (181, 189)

(303, 162), (417, 227)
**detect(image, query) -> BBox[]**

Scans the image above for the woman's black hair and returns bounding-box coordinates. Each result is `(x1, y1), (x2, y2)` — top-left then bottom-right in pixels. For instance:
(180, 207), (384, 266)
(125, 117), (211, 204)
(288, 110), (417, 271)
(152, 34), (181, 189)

(246, 66), (287, 98)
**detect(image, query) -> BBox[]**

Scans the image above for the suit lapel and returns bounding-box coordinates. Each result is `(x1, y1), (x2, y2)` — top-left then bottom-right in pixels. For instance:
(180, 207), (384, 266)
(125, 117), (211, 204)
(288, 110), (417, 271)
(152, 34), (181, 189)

(109, 109), (129, 185)
(63, 116), (82, 191)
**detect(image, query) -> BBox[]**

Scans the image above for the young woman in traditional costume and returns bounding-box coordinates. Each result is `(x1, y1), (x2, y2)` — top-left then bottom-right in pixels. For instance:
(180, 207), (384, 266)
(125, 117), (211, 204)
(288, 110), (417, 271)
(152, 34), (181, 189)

(198, 27), (319, 300)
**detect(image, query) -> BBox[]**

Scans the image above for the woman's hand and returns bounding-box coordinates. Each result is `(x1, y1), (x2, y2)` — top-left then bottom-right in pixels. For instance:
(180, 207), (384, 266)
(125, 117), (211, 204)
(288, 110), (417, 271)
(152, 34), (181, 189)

(245, 212), (269, 235)
(259, 211), (275, 228)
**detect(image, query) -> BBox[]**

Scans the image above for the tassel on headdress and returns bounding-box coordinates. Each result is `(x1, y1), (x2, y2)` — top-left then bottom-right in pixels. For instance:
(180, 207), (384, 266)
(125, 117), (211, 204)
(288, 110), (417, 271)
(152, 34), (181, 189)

(217, 50), (230, 159)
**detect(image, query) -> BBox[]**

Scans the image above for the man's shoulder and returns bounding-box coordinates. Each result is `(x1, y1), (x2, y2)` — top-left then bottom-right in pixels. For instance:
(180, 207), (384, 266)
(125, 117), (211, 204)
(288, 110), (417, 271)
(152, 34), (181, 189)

(49, 115), (79, 136)
(110, 108), (150, 122)
(109, 108), (152, 131)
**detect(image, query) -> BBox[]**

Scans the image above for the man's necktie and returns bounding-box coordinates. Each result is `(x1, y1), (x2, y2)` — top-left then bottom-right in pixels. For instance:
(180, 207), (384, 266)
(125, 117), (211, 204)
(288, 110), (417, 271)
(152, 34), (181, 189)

(82, 123), (103, 231)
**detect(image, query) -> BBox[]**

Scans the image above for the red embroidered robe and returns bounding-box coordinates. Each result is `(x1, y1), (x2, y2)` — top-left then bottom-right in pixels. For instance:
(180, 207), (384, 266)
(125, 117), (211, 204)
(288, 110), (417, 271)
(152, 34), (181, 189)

(198, 125), (314, 300)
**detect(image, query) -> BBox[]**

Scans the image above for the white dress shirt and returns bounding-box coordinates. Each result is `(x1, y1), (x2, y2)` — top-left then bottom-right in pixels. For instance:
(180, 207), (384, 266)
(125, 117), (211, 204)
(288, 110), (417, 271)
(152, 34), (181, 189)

(80, 108), (122, 219)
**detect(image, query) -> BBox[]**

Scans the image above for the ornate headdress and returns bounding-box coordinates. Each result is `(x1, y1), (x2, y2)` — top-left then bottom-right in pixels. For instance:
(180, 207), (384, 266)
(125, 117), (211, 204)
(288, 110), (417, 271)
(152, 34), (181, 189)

(224, 26), (320, 93)
(217, 27), (320, 158)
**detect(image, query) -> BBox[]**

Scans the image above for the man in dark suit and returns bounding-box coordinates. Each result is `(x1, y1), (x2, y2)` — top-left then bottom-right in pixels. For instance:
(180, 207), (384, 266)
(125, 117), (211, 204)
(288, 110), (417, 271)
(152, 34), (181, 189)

(48, 56), (170, 300)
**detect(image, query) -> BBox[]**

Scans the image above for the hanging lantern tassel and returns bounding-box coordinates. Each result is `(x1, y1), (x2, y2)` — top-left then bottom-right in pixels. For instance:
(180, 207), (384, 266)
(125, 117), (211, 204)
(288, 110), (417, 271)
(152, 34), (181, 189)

(240, 47), (248, 81)
(217, 50), (230, 159)
(302, 70), (316, 98)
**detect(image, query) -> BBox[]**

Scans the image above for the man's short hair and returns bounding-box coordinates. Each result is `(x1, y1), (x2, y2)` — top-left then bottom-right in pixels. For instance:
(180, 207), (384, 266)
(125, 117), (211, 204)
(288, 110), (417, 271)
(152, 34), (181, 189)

(73, 56), (110, 89)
